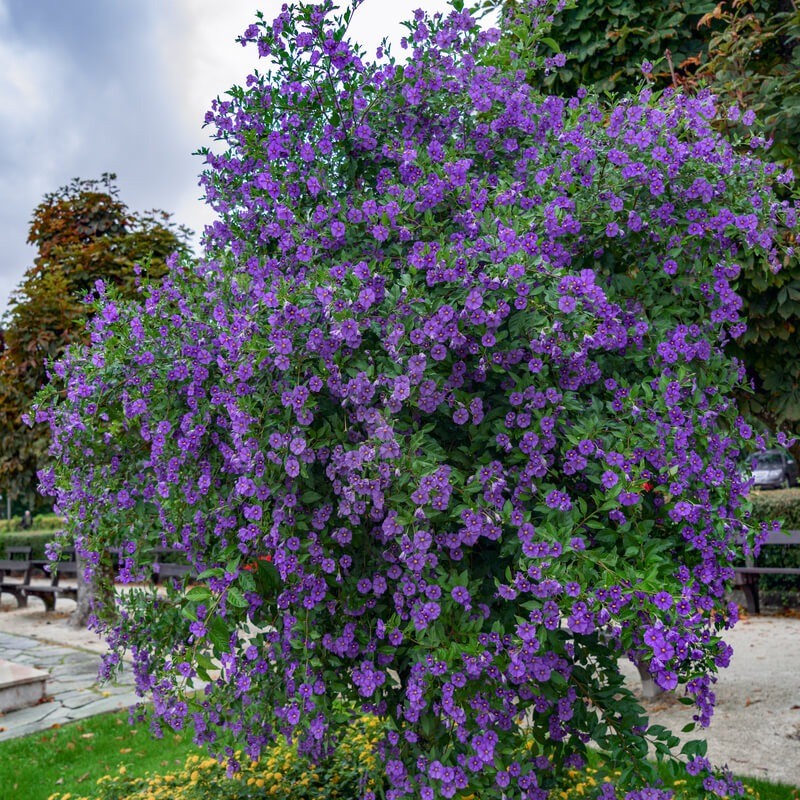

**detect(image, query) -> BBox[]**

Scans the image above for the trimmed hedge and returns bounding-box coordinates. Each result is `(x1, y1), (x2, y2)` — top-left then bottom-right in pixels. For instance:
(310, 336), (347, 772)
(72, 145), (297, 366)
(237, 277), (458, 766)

(0, 513), (63, 533)
(748, 489), (800, 604)
(750, 488), (800, 529)
(0, 531), (58, 559)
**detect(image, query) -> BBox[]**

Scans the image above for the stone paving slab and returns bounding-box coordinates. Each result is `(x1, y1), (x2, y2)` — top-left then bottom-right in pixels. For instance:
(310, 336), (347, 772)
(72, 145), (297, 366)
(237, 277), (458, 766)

(0, 631), (140, 741)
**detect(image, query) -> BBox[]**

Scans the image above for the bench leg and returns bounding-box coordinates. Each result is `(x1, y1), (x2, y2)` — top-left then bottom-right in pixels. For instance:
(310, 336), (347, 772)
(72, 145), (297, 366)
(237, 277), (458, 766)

(5, 589), (29, 608)
(740, 582), (760, 615)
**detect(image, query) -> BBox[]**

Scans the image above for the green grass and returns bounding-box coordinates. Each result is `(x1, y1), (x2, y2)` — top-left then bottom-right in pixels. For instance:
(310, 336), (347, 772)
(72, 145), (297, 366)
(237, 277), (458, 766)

(741, 775), (800, 800)
(1, 710), (797, 800)
(0, 712), (201, 800)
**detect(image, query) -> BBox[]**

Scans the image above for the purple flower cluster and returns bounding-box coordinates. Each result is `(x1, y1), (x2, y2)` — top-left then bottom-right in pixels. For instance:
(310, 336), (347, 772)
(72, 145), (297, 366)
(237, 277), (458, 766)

(35, 1), (797, 798)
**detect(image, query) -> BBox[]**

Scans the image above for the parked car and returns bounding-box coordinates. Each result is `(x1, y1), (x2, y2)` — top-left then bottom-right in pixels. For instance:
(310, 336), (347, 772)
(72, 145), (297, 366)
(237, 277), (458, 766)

(750, 448), (799, 490)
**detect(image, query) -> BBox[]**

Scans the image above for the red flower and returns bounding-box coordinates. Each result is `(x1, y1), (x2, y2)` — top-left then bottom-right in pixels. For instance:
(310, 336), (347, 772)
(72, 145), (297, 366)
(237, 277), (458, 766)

(244, 554), (272, 572)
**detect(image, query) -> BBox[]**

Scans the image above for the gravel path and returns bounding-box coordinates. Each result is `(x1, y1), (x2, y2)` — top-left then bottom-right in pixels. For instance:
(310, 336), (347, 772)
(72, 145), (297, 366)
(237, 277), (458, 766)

(620, 614), (800, 787)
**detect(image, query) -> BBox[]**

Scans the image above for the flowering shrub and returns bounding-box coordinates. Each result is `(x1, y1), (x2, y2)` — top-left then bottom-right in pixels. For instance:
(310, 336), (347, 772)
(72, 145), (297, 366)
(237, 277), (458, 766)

(36, 1), (798, 799)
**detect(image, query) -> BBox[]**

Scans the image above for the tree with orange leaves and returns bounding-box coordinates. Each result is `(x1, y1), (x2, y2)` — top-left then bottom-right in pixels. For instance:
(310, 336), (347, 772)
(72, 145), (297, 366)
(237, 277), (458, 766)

(0, 173), (191, 512)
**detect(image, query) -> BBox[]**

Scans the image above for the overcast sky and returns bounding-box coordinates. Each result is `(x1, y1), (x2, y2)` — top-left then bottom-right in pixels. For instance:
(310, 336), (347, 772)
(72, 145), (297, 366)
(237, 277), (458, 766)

(0, 0), (453, 318)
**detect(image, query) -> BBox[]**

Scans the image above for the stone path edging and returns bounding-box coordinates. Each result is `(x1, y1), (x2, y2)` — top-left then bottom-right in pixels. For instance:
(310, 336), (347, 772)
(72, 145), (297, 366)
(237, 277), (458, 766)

(0, 631), (139, 741)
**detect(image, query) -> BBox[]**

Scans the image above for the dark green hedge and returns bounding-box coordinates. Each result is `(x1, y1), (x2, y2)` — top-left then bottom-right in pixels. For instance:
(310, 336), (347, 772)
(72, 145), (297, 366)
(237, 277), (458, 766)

(0, 531), (58, 560)
(750, 488), (800, 529)
(748, 489), (800, 603)
(543, 0), (716, 95)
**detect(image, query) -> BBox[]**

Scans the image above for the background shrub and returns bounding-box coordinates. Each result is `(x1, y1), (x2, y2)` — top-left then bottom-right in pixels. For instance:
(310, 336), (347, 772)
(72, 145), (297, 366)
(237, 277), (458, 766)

(748, 489), (800, 603)
(0, 530), (58, 559)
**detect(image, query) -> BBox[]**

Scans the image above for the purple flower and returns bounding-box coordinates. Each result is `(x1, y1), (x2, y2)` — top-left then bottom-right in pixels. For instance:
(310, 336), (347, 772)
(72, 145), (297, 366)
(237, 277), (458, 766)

(653, 591), (673, 610)
(600, 470), (618, 490)
(558, 295), (577, 313)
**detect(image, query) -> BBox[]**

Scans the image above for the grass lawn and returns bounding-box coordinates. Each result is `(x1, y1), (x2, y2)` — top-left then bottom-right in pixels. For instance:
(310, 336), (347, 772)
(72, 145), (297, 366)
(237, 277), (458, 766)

(744, 776), (800, 800)
(0, 710), (798, 800)
(0, 711), (201, 800)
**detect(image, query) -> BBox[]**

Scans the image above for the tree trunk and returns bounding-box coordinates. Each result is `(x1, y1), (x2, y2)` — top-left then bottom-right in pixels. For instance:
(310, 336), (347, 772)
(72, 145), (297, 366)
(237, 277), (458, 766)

(70, 552), (116, 628)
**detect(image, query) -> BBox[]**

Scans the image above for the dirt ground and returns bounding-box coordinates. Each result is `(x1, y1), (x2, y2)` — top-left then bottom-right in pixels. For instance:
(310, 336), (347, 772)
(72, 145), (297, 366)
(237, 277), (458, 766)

(2, 596), (799, 787)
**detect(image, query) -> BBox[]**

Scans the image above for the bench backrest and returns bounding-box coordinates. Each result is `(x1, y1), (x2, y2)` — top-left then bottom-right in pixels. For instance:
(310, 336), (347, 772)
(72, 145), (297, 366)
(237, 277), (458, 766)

(0, 559), (31, 579)
(153, 562), (192, 578)
(6, 546), (32, 560)
(762, 529), (800, 546)
(51, 561), (79, 577)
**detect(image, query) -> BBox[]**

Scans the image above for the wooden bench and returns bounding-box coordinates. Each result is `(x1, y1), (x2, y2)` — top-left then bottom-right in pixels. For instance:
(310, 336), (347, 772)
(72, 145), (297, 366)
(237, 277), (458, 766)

(2, 546), (192, 610)
(24, 557), (79, 612)
(0, 559), (33, 608)
(734, 529), (800, 614)
(108, 545), (193, 585)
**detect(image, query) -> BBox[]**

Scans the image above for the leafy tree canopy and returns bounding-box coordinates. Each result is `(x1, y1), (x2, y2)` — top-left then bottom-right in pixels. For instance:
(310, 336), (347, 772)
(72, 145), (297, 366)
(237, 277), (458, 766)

(0, 173), (191, 509)
(504, 0), (800, 436)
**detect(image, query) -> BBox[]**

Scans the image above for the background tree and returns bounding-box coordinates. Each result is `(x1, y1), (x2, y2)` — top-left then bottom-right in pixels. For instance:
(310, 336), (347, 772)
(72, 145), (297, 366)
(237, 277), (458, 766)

(0, 173), (191, 513)
(696, 3), (800, 428)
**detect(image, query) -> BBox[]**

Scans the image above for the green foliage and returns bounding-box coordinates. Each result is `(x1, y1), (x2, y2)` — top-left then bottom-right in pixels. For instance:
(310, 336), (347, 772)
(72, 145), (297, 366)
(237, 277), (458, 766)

(0, 174), (192, 510)
(527, 0), (800, 443)
(0, 512), (63, 533)
(702, 3), (800, 429)
(699, 2), (800, 168)
(540, 0), (717, 93)
(0, 530), (58, 558)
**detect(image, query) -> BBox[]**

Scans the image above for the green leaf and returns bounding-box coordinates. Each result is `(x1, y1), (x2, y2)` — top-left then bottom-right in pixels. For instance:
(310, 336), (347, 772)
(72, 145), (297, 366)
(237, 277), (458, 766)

(227, 587), (249, 608)
(185, 586), (212, 603)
